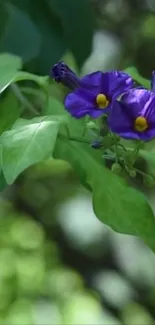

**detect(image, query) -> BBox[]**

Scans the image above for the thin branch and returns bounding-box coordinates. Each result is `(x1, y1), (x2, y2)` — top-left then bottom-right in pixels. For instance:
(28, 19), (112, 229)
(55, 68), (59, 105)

(11, 83), (39, 116)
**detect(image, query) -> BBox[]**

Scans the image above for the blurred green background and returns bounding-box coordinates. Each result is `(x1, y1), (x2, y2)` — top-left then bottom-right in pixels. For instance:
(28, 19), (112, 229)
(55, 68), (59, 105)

(1, 0), (155, 324)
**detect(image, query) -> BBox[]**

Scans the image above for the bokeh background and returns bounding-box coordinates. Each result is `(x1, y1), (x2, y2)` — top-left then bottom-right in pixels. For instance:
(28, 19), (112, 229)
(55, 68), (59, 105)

(1, 0), (155, 324)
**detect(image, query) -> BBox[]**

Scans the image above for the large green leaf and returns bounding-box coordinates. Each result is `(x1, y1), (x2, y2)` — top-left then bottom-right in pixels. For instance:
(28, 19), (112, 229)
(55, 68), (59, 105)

(37, 28), (66, 75)
(1, 116), (60, 184)
(0, 53), (22, 93)
(54, 137), (155, 252)
(0, 53), (22, 71)
(46, 96), (87, 137)
(0, 69), (48, 94)
(139, 149), (155, 179)
(0, 91), (20, 135)
(0, 3), (41, 62)
(48, 0), (94, 67)
(13, 71), (49, 93)
(0, 145), (7, 191)
(28, 0), (66, 74)
(7, 0), (66, 74)
(45, 97), (68, 116)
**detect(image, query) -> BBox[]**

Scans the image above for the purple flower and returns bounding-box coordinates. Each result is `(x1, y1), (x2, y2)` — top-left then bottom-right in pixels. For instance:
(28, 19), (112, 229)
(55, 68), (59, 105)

(151, 70), (155, 92)
(50, 61), (80, 90)
(108, 88), (155, 141)
(64, 71), (134, 118)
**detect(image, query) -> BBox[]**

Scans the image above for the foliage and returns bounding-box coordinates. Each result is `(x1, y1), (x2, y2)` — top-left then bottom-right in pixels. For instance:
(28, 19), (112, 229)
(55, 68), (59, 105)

(0, 51), (154, 255)
(0, 0), (94, 73)
(1, 1), (155, 323)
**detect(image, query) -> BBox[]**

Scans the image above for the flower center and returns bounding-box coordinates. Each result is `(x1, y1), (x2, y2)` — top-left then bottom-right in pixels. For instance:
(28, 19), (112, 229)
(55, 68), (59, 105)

(96, 93), (109, 109)
(134, 116), (148, 132)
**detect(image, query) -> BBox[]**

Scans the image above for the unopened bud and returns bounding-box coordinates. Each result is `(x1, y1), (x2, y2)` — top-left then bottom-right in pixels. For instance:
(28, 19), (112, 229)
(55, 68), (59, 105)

(86, 121), (97, 130)
(128, 169), (137, 178)
(91, 140), (102, 149)
(111, 163), (122, 174)
(50, 61), (80, 90)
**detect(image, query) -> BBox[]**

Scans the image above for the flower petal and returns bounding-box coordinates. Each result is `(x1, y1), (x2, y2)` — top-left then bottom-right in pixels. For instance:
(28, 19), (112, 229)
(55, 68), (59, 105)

(51, 61), (80, 90)
(121, 89), (152, 118)
(108, 92), (155, 141)
(145, 128), (155, 140)
(117, 131), (142, 140)
(118, 131), (154, 141)
(151, 70), (155, 93)
(64, 88), (104, 118)
(108, 100), (133, 134)
(80, 71), (134, 100)
(108, 100), (153, 140)
(80, 71), (107, 94)
(122, 88), (155, 126)
(143, 94), (155, 124)
(106, 71), (134, 99)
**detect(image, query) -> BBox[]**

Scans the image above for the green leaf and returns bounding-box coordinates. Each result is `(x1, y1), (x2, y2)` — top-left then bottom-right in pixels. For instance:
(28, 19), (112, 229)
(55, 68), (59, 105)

(0, 53), (22, 71)
(0, 3), (41, 62)
(0, 91), (20, 135)
(37, 27), (66, 75)
(0, 172), (7, 192)
(14, 71), (48, 86)
(27, 0), (66, 74)
(0, 69), (48, 94)
(124, 66), (151, 89)
(54, 138), (155, 252)
(3, 0), (66, 74)
(0, 53), (22, 93)
(0, 145), (7, 191)
(46, 96), (86, 137)
(48, 0), (94, 67)
(1, 116), (60, 184)
(139, 149), (155, 178)
(45, 97), (68, 116)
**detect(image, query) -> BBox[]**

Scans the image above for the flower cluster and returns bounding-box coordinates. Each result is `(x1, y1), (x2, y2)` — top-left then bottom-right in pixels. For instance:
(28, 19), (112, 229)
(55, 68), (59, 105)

(51, 61), (155, 142)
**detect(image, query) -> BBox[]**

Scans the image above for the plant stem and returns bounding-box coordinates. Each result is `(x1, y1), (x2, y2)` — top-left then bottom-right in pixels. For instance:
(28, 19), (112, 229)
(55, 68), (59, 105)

(20, 87), (45, 101)
(132, 141), (144, 163)
(11, 83), (39, 116)
(134, 167), (155, 180)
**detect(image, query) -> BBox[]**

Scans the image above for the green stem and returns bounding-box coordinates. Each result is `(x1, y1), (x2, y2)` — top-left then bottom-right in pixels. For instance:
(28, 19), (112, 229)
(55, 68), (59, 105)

(58, 133), (89, 144)
(114, 145), (119, 163)
(134, 167), (155, 180)
(69, 136), (90, 144)
(132, 141), (144, 163)
(118, 143), (127, 152)
(64, 125), (71, 139)
(11, 84), (39, 116)
(41, 83), (50, 115)
(20, 87), (45, 101)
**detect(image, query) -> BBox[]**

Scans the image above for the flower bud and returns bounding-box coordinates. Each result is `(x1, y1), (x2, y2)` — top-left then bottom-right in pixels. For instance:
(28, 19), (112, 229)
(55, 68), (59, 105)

(91, 140), (102, 149)
(128, 169), (137, 178)
(50, 61), (80, 90)
(86, 121), (97, 131)
(111, 163), (122, 174)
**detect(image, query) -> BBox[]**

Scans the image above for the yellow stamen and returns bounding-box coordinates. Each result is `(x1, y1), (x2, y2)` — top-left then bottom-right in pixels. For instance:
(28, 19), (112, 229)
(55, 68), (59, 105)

(96, 93), (109, 109)
(134, 116), (148, 132)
